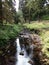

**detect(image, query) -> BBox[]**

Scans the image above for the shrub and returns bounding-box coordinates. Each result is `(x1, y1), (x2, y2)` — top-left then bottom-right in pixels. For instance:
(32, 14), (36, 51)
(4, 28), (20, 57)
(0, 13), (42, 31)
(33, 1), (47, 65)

(0, 24), (22, 47)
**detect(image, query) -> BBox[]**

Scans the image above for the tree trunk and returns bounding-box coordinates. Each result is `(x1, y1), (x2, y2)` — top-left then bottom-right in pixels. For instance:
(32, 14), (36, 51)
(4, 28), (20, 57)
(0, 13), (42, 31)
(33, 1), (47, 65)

(0, 0), (3, 25)
(29, 8), (30, 24)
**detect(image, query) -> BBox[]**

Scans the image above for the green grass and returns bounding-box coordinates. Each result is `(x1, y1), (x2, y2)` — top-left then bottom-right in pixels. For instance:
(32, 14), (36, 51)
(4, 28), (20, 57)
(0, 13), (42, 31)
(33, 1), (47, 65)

(0, 24), (23, 47)
(24, 22), (49, 29)
(24, 21), (49, 57)
(41, 31), (49, 57)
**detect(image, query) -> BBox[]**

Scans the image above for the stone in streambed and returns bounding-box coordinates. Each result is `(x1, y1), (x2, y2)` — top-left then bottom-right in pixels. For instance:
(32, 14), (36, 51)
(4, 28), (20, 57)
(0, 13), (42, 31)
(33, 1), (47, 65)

(28, 60), (33, 64)
(19, 51), (24, 56)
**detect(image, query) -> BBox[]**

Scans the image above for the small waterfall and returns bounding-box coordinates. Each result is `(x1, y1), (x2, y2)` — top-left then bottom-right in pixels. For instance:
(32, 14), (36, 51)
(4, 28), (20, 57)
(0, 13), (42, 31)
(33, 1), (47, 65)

(16, 38), (21, 54)
(16, 38), (31, 65)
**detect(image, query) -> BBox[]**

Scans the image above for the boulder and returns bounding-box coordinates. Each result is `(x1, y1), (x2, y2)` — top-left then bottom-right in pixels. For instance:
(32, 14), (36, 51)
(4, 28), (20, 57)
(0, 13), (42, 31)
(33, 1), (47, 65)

(28, 60), (34, 64)
(19, 51), (24, 56)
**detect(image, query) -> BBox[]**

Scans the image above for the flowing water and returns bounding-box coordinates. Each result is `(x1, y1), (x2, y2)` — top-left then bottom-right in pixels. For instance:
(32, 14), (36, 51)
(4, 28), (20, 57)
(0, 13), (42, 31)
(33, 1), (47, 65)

(16, 38), (31, 65)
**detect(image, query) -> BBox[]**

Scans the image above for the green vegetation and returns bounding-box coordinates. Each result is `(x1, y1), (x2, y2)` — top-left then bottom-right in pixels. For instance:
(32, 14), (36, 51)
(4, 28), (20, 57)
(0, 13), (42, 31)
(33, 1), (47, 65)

(20, 0), (49, 22)
(0, 0), (49, 64)
(0, 24), (22, 47)
(41, 31), (49, 57)
(42, 14), (49, 20)
(24, 21), (49, 57)
(24, 22), (49, 29)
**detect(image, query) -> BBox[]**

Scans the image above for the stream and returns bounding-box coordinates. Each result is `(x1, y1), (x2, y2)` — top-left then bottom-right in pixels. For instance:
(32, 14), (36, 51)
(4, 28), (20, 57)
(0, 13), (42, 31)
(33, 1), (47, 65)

(16, 38), (31, 65)
(0, 33), (42, 65)
(0, 29), (42, 65)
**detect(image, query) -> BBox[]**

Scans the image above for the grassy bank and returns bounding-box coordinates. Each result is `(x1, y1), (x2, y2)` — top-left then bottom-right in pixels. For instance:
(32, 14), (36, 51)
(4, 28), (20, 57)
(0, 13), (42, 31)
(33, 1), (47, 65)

(24, 21), (49, 57)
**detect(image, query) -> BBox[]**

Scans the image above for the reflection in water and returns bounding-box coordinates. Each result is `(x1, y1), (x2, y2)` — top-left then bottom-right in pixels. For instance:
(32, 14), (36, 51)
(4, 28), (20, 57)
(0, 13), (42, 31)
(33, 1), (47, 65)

(16, 38), (31, 65)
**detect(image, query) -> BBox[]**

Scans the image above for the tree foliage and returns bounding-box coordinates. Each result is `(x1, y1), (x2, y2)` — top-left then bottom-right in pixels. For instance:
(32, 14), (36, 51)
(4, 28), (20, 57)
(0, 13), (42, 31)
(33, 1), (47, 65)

(19, 0), (49, 22)
(0, 0), (17, 25)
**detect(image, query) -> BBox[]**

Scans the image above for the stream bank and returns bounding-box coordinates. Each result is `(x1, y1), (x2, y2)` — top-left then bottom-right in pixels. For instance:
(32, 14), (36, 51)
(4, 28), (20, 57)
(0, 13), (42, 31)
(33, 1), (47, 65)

(0, 24), (23, 65)
(19, 28), (43, 65)
(0, 27), (49, 65)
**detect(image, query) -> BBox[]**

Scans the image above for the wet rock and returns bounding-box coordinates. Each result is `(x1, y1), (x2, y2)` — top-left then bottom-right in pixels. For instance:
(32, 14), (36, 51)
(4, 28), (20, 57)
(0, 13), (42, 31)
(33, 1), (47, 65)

(28, 60), (34, 64)
(19, 51), (24, 56)
(30, 29), (41, 34)
(28, 34), (42, 65)
(19, 35), (31, 56)
(29, 34), (41, 44)
(19, 30), (43, 65)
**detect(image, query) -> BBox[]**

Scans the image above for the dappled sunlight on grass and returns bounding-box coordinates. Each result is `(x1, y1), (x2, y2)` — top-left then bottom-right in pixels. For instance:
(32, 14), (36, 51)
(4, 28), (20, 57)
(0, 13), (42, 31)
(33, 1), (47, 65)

(24, 22), (49, 29)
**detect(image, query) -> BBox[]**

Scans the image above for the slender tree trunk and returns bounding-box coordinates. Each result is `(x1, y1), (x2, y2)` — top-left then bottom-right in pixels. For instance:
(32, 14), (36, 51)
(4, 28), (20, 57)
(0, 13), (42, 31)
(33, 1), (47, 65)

(29, 8), (30, 24)
(0, 0), (3, 25)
